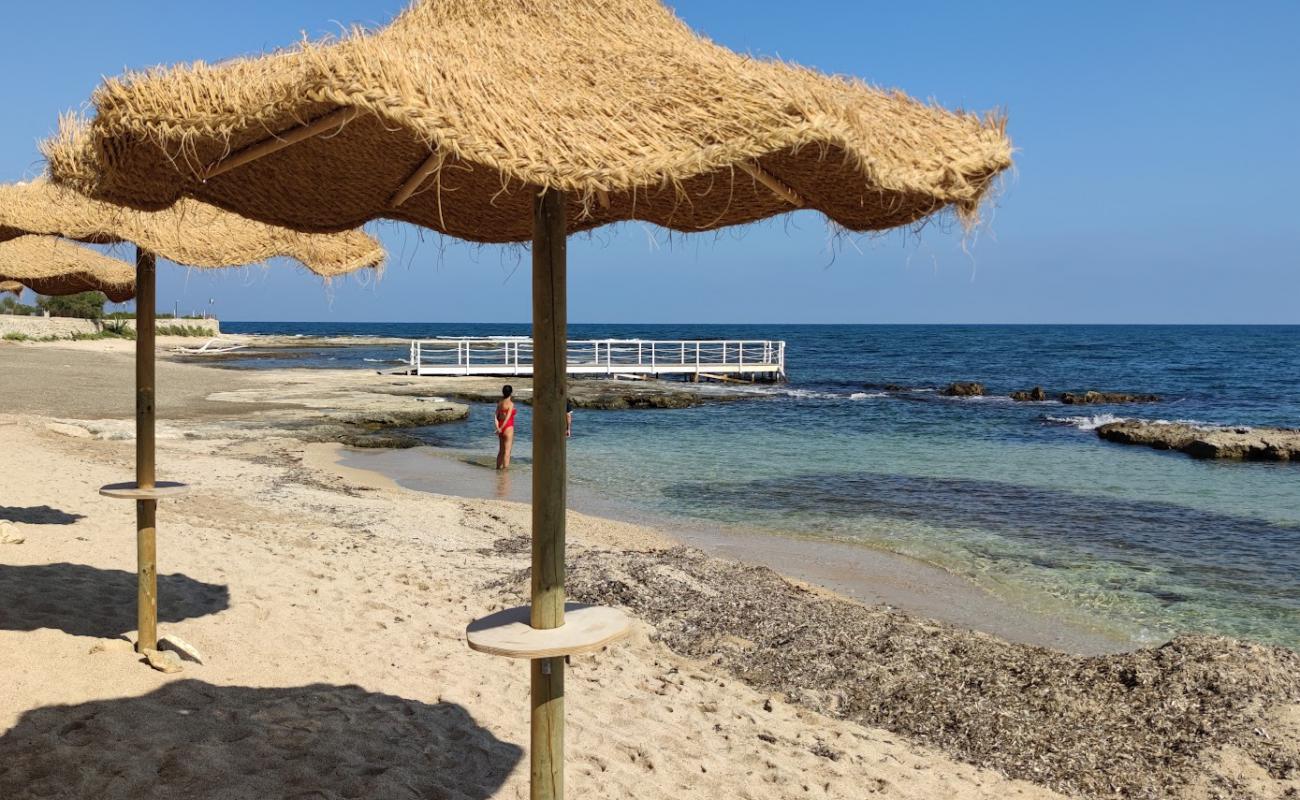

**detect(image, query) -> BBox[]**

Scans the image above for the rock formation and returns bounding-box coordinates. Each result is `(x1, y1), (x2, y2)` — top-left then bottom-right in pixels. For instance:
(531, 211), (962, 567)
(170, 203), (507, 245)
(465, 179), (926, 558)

(1060, 391), (1160, 405)
(942, 382), (985, 397)
(1096, 420), (1299, 461)
(1010, 387), (1047, 402)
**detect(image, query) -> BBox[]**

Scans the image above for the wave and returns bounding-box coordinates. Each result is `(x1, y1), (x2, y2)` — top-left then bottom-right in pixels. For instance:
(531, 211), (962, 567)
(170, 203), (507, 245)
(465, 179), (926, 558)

(1044, 414), (1238, 432)
(936, 394), (1016, 405)
(726, 386), (889, 401)
(773, 388), (843, 400)
(1044, 413), (1127, 431)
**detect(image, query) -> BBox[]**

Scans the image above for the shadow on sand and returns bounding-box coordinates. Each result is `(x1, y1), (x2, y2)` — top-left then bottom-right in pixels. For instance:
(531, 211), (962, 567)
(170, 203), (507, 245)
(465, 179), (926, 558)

(0, 563), (229, 638)
(0, 680), (522, 799)
(0, 505), (85, 525)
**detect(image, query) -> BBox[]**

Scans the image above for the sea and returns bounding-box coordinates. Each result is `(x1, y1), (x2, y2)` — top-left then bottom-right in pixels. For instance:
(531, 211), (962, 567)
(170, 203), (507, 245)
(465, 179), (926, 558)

(221, 322), (1300, 650)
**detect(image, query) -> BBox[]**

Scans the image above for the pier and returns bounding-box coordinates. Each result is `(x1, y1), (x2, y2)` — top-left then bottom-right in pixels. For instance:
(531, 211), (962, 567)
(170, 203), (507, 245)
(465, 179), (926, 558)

(407, 338), (786, 382)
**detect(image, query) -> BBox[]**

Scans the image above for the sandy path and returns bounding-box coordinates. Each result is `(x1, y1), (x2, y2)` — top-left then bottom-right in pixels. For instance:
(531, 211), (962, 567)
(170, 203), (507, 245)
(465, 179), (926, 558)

(0, 417), (1062, 799)
(0, 340), (273, 419)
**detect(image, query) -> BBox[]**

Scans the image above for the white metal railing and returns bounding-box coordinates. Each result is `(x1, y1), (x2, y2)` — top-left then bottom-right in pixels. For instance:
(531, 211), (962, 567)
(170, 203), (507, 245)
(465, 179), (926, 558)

(408, 338), (786, 380)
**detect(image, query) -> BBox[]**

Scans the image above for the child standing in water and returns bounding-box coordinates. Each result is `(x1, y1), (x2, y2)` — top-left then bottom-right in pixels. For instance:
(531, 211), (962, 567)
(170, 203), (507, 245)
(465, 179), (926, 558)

(494, 384), (516, 470)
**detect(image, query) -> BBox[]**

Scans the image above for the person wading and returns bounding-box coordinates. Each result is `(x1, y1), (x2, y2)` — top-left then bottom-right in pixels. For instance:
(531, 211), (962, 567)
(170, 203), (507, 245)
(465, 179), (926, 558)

(494, 384), (517, 469)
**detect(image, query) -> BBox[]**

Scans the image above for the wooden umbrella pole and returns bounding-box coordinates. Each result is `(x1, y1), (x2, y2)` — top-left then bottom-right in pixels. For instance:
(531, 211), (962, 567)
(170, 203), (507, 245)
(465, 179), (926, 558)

(530, 187), (567, 800)
(135, 247), (158, 653)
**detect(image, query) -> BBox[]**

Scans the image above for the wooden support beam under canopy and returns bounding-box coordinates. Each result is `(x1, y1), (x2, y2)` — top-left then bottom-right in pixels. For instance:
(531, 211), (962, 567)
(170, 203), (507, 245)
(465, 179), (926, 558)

(738, 162), (805, 208)
(202, 107), (360, 181)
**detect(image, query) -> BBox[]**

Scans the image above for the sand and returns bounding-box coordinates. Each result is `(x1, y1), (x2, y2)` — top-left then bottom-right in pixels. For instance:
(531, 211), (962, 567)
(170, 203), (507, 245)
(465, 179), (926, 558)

(340, 445), (1130, 655)
(1, 337), (1296, 799)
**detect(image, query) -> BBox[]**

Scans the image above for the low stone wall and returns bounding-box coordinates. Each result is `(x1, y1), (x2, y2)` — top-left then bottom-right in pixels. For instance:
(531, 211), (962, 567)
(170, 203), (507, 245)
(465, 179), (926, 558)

(0, 315), (220, 339)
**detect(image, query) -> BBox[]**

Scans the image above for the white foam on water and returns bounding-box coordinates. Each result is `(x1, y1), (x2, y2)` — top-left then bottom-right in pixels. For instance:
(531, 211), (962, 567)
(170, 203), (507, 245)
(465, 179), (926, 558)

(731, 386), (881, 401)
(1043, 413), (1127, 431)
(1047, 414), (1247, 433)
(939, 394), (1016, 405)
(727, 386), (837, 400)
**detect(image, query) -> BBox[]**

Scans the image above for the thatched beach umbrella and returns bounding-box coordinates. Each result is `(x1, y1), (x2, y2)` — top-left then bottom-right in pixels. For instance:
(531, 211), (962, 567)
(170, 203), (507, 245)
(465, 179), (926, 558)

(0, 174), (384, 275)
(0, 235), (134, 303)
(1, 168), (386, 660)
(48, 0), (1012, 795)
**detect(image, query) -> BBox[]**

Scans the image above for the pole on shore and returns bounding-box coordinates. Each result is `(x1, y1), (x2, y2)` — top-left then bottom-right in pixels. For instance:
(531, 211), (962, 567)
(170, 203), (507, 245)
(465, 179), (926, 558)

(135, 246), (158, 653)
(530, 188), (567, 800)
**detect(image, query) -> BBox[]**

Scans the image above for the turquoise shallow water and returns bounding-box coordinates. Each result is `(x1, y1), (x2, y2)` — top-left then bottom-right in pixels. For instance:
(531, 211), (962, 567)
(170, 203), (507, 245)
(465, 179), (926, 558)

(224, 323), (1300, 649)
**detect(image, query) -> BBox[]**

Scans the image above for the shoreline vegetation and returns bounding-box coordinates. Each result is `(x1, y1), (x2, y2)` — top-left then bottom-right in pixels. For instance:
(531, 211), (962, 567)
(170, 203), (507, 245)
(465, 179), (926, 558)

(2, 335), (1298, 798)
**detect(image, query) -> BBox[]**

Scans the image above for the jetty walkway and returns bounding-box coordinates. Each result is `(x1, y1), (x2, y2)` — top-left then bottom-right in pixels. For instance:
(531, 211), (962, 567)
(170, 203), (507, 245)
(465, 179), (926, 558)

(406, 338), (786, 382)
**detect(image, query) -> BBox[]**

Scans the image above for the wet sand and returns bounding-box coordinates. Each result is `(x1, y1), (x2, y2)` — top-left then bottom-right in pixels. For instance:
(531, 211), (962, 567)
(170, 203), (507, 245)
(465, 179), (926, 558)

(339, 445), (1130, 655)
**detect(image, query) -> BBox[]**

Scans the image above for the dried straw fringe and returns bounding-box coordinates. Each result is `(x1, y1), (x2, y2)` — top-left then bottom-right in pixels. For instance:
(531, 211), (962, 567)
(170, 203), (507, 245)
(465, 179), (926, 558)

(9, 142), (384, 278)
(48, 0), (1012, 244)
(0, 236), (135, 302)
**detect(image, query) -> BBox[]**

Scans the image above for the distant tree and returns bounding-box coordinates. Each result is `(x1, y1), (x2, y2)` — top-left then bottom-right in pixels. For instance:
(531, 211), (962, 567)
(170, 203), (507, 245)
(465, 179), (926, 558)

(0, 295), (38, 316)
(36, 291), (107, 319)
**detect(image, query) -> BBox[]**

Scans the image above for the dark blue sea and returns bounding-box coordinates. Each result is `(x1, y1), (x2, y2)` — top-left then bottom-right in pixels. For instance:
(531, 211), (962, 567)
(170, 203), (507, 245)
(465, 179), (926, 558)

(223, 322), (1300, 648)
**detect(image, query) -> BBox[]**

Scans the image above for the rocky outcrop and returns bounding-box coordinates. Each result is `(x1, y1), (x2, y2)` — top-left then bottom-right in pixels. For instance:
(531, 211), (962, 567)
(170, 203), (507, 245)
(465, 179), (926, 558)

(1096, 420), (1300, 461)
(199, 383), (470, 449)
(568, 390), (702, 410)
(390, 378), (749, 410)
(942, 382), (985, 397)
(865, 383), (912, 392)
(1061, 391), (1160, 405)
(332, 403), (468, 429)
(1009, 387), (1047, 402)
(440, 387), (706, 410)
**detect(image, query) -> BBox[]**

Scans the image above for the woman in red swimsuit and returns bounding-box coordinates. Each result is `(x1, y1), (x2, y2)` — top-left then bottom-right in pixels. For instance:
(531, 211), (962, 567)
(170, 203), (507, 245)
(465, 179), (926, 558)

(494, 384), (516, 469)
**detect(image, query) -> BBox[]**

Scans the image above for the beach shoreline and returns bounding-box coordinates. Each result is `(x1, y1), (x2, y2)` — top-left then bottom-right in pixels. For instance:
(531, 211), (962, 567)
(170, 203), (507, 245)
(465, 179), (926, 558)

(335, 442), (1132, 655)
(2, 337), (1297, 799)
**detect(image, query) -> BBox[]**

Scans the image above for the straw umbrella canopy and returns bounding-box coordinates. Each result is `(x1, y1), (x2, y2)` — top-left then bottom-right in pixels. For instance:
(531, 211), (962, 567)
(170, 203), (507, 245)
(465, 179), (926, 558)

(0, 174), (385, 276)
(47, 0), (1010, 240)
(4, 156), (387, 662)
(49, 1), (1012, 796)
(0, 235), (135, 303)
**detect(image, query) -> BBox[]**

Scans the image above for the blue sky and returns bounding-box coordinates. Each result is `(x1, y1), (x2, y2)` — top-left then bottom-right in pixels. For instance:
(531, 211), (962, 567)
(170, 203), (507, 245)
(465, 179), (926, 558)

(2, 1), (1297, 324)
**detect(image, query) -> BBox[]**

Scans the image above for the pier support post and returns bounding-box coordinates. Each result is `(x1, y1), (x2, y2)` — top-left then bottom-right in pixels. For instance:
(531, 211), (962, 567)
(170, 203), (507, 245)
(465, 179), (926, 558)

(135, 247), (158, 653)
(530, 187), (567, 800)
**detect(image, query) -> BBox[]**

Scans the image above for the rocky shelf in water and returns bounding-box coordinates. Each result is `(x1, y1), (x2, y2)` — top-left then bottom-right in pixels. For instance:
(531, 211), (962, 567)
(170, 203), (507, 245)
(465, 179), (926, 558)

(1010, 387), (1161, 404)
(384, 376), (753, 410)
(1059, 391), (1160, 405)
(936, 382), (1163, 404)
(1096, 420), (1300, 461)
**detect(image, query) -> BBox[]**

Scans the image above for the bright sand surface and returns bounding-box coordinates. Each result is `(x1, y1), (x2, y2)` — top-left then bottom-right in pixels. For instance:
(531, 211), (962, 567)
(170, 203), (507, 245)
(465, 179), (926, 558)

(0, 339), (1062, 799)
(2, 337), (1297, 799)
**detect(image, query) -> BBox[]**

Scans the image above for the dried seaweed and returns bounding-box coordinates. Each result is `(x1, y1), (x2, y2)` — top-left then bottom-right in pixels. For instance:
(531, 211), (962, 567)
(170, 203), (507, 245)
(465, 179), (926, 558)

(549, 546), (1300, 798)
